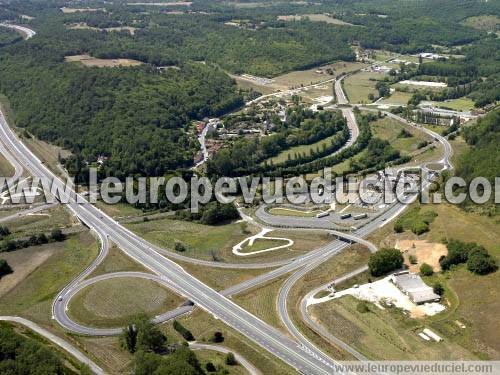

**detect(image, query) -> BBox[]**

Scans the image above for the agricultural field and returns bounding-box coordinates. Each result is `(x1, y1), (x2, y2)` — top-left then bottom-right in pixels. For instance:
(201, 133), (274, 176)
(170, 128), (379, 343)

(343, 71), (382, 104)
(68, 277), (184, 328)
(432, 97), (476, 111)
(377, 90), (413, 106)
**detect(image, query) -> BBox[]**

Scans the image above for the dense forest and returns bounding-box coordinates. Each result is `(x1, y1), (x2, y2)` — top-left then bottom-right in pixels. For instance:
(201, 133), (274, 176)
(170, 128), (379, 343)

(0, 0), (498, 178)
(456, 109), (500, 212)
(0, 323), (74, 374)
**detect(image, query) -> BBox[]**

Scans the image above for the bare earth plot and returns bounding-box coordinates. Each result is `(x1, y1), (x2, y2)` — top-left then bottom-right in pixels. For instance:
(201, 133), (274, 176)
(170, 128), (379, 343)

(65, 54), (143, 67)
(278, 14), (354, 26)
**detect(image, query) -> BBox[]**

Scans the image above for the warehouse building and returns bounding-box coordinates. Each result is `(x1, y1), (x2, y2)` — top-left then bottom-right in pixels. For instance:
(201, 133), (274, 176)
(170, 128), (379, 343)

(391, 271), (441, 305)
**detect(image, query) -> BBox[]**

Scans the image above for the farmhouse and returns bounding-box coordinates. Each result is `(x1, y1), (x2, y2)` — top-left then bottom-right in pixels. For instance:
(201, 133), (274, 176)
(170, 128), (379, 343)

(391, 271), (441, 305)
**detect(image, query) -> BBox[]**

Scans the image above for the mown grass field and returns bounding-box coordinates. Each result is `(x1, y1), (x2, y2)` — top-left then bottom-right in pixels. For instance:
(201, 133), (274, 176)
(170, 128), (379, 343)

(378, 90), (413, 106)
(68, 277), (184, 328)
(268, 207), (321, 217)
(265, 133), (341, 165)
(126, 217), (331, 264)
(343, 71), (382, 104)
(240, 238), (290, 253)
(0, 153), (14, 177)
(88, 245), (150, 277)
(433, 97), (476, 111)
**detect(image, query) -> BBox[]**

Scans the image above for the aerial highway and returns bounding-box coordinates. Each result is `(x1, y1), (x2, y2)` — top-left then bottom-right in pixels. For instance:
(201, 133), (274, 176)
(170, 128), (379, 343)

(0, 29), (455, 373)
(0, 22), (36, 39)
(0, 110), (337, 374)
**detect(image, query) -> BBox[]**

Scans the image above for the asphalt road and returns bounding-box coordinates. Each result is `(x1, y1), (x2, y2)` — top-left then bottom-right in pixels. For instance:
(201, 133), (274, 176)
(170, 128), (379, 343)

(0, 23), (36, 39)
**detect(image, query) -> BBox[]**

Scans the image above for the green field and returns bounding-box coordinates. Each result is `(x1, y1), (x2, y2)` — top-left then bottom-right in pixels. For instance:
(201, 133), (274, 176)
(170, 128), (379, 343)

(343, 72), (382, 104)
(369, 116), (431, 155)
(268, 207), (321, 217)
(378, 90), (413, 106)
(88, 245), (150, 277)
(126, 218), (255, 262)
(433, 97), (476, 111)
(265, 133), (341, 165)
(4, 205), (72, 240)
(68, 277), (183, 328)
(240, 238), (290, 253)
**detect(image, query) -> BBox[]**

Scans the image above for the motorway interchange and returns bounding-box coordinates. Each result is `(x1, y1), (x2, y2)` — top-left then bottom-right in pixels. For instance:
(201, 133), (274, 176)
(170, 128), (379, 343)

(0, 24), (454, 375)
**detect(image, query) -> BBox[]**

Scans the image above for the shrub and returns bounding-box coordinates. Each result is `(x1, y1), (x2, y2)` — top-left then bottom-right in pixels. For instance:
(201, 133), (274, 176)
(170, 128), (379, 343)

(433, 282), (444, 296)
(467, 250), (498, 275)
(206, 362), (216, 372)
(420, 263), (433, 276)
(50, 228), (66, 242)
(356, 301), (370, 313)
(0, 259), (12, 278)
(173, 320), (194, 341)
(211, 331), (224, 343)
(368, 248), (404, 277)
(409, 255), (418, 264)
(411, 220), (429, 235)
(394, 221), (404, 233)
(225, 352), (237, 366)
(174, 240), (186, 252)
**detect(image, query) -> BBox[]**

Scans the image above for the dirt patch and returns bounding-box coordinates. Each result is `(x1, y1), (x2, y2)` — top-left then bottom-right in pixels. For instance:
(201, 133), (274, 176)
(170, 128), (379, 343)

(60, 7), (105, 13)
(65, 54), (143, 68)
(67, 23), (138, 35)
(0, 245), (57, 297)
(396, 239), (447, 272)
